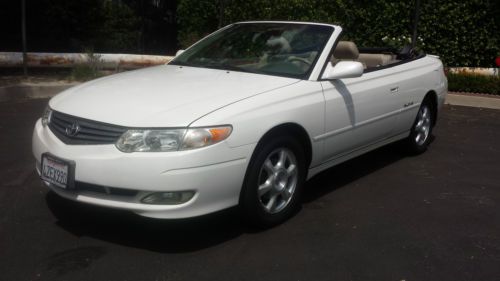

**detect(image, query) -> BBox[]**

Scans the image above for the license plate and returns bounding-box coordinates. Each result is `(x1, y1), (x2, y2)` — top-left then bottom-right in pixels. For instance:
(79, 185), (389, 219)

(41, 154), (71, 189)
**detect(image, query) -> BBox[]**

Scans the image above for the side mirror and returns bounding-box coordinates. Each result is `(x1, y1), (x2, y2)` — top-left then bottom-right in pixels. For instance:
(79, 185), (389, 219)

(175, 49), (185, 57)
(322, 61), (364, 80)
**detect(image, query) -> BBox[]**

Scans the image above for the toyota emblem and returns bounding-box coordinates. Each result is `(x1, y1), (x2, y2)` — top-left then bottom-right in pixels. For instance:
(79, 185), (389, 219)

(65, 122), (80, 136)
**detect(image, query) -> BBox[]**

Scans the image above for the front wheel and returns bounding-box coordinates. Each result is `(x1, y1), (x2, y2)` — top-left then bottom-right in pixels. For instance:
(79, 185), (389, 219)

(405, 101), (434, 154)
(240, 136), (306, 228)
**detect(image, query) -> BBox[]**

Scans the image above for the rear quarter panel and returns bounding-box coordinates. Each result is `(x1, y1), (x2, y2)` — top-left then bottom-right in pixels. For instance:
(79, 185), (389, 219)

(392, 55), (447, 133)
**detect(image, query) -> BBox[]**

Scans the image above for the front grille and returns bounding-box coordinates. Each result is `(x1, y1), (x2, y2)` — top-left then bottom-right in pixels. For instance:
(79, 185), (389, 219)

(49, 110), (127, 144)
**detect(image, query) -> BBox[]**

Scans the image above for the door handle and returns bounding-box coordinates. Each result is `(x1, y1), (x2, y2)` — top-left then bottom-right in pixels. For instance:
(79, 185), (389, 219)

(390, 87), (399, 93)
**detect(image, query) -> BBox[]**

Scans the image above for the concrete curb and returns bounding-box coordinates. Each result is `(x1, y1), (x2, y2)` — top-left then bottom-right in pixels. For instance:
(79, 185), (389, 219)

(1, 83), (500, 111)
(445, 93), (500, 110)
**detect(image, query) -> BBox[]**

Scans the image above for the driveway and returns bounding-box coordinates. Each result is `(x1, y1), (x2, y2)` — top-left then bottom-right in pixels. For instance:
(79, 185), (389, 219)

(1, 99), (499, 281)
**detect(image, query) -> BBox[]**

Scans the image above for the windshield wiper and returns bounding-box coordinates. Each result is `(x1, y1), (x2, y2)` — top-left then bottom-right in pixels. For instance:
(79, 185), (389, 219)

(202, 63), (248, 72)
(169, 61), (194, 67)
(172, 61), (257, 74)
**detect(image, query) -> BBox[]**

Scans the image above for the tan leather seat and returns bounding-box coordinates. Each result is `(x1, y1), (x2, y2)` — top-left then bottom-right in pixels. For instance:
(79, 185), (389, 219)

(358, 53), (393, 68)
(331, 41), (397, 69)
(331, 41), (359, 65)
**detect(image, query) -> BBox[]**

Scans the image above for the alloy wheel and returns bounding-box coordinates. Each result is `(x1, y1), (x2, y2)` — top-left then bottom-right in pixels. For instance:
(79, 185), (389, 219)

(415, 105), (432, 146)
(257, 148), (298, 214)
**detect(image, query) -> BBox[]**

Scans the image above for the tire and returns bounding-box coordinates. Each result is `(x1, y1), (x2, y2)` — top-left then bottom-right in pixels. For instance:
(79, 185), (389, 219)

(405, 100), (434, 154)
(240, 135), (306, 228)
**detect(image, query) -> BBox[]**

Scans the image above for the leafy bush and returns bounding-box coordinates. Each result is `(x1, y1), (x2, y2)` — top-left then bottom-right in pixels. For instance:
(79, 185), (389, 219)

(71, 65), (99, 81)
(97, 1), (140, 52)
(447, 73), (500, 95)
(177, 0), (500, 67)
(71, 51), (104, 81)
(177, 1), (220, 48)
(40, 0), (140, 53)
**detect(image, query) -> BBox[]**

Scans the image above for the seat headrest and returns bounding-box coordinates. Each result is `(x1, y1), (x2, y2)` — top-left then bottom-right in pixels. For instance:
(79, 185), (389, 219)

(333, 41), (359, 60)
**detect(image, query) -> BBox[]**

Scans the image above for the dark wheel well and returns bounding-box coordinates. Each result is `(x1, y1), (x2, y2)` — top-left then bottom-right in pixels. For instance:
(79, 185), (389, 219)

(423, 91), (438, 126)
(239, 123), (312, 207)
(253, 123), (312, 172)
(239, 124), (310, 227)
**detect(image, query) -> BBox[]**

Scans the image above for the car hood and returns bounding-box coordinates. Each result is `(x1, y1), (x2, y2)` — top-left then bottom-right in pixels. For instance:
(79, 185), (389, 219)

(49, 65), (300, 127)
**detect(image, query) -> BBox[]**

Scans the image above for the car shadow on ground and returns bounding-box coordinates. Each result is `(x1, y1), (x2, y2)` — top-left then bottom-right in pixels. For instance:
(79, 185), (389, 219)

(45, 138), (429, 253)
(46, 191), (247, 253)
(302, 138), (430, 203)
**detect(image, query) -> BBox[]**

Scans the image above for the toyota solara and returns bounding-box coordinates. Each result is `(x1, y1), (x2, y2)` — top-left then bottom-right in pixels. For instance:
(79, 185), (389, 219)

(33, 21), (447, 226)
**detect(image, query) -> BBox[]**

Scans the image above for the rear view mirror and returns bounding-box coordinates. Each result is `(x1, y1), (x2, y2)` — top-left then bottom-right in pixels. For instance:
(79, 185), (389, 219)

(322, 61), (364, 80)
(175, 49), (185, 57)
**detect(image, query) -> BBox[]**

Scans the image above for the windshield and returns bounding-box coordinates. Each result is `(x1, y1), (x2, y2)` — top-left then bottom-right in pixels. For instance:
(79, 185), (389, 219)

(170, 23), (334, 79)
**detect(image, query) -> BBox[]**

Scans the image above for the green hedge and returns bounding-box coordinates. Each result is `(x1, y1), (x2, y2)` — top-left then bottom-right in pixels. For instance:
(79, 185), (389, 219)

(447, 73), (500, 95)
(177, 0), (500, 67)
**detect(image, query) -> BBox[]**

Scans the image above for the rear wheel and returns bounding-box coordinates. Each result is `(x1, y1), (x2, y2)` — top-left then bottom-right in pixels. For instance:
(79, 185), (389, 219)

(240, 136), (305, 228)
(406, 100), (434, 154)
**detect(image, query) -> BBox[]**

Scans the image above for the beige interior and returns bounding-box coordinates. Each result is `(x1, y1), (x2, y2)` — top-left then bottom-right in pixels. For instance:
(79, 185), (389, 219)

(331, 41), (399, 69)
(332, 41), (359, 61)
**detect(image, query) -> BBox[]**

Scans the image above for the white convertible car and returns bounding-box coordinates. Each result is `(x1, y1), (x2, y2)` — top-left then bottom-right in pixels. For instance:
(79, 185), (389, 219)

(33, 21), (447, 226)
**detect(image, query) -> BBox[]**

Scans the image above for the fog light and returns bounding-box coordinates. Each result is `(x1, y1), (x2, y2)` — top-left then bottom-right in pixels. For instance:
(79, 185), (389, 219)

(141, 191), (195, 205)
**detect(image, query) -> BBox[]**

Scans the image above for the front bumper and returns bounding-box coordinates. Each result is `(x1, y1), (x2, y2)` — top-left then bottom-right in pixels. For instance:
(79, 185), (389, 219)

(32, 119), (255, 218)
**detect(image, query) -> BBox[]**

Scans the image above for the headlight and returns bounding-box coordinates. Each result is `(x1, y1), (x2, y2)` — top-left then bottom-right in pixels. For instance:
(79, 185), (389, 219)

(181, 126), (232, 150)
(116, 129), (186, 152)
(42, 106), (52, 127)
(115, 126), (232, 153)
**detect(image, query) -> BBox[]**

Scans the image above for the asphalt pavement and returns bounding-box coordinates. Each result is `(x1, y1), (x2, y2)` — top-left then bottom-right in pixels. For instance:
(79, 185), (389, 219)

(1, 99), (499, 281)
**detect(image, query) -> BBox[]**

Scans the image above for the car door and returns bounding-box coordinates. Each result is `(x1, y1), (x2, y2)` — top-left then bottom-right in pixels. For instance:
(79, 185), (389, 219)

(319, 68), (403, 162)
